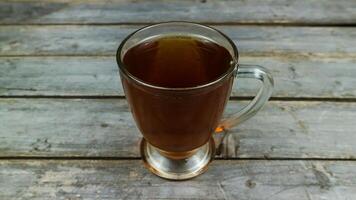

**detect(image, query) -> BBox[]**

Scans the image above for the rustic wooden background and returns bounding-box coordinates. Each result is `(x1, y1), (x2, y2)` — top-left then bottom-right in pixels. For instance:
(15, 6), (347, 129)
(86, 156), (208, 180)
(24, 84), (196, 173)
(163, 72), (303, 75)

(1, 0), (356, 199)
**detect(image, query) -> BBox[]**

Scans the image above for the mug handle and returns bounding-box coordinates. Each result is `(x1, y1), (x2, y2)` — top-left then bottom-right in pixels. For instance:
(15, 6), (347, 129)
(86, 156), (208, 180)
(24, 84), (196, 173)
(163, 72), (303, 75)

(216, 64), (274, 132)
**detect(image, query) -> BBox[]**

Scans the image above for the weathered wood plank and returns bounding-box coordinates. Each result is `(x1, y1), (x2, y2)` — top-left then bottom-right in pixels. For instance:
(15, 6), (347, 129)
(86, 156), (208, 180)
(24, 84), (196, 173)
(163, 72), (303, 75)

(1, 56), (356, 98)
(1, 160), (356, 199)
(0, 57), (121, 97)
(1, 26), (355, 56)
(1, 99), (355, 159)
(0, 0), (356, 25)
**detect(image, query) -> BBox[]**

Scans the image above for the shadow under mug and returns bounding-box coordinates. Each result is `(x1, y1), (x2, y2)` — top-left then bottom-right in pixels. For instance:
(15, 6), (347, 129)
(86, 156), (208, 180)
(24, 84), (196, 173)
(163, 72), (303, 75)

(117, 22), (274, 180)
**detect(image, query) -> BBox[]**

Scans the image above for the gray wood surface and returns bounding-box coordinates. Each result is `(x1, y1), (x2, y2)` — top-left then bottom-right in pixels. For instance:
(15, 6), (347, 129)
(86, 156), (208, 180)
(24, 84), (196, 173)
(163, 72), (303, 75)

(1, 26), (355, 56)
(1, 56), (356, 98)
(1, 99), (355, 159)
(1, 160), (356, 200)
(1, 1), (356, 199)
(0, 0), (356, 25)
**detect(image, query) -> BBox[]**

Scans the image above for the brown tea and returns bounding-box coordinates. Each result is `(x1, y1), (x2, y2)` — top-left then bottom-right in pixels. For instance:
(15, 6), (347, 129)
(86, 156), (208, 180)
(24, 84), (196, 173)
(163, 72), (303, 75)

(121, 36), (234, 154)
(123, 36), (232, 88)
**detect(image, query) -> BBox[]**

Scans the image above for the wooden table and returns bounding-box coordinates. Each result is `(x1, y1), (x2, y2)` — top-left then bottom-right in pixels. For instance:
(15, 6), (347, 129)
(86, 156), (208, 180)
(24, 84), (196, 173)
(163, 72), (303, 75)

(1, 1), (356, 199)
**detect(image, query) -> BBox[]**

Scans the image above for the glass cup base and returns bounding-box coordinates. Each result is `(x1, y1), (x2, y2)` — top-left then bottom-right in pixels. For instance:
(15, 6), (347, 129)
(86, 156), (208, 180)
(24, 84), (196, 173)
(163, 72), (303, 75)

(140, 138), (215, 180)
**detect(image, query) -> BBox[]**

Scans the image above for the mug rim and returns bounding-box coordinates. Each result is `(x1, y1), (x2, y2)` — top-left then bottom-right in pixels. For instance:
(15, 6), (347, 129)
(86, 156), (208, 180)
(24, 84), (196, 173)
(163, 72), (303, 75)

(116, 21), (239, 91)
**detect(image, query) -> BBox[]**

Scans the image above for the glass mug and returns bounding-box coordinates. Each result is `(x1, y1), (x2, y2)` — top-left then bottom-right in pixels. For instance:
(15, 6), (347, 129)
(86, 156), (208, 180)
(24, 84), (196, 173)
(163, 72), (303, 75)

(116, 22), (273, 180)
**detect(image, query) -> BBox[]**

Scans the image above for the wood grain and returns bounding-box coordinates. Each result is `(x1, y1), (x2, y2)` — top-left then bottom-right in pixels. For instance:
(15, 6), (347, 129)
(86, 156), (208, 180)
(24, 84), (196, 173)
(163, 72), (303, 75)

(1, 98), (355, 159)
(0, 0), (355, 25)
(1, 160), (356, 200)
(1, 1), (355, 199)
(1, 56), (356, 98)
(1, 26), (355, 56)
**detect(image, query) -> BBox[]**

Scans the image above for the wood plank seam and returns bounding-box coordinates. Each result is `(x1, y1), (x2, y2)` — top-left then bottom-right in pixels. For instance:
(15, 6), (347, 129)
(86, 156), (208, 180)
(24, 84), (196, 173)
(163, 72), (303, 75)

(0, 157), (356, 161)
(1, 96), (356, 102)
(1, 23), (356, 26)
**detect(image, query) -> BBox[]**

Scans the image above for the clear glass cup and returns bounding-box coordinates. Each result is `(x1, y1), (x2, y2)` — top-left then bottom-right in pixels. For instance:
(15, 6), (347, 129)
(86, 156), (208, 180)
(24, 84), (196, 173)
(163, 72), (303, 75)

(117, 22), (273, 180)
